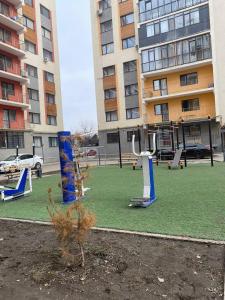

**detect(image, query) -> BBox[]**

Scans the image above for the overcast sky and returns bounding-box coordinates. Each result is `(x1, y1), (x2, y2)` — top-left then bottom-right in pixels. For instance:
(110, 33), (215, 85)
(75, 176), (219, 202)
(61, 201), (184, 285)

(56, 0), (97, 132)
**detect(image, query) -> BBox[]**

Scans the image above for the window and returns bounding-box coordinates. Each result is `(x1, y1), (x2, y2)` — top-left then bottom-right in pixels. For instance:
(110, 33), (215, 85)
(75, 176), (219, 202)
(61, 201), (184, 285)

(0, 55), (12, 72)
(24, 0), (33, 6)
(45, 71), (54, 82)
(122, 36), (135, 49)
(46, 93), (55, 104)
(23, 16), (34, 30)
(0, 131), (6, 148)
(141, 33), (211, 73)
(100, 20), (112, 33)
(47, 115), (57, 126)
(127, 131), (138, 142)
(29, 112), (40, 124)
(154, 103), (169, 121)
(102, 42), (114, 55)
(180, 73), (198, 86)
(43, 49), (53, 61)
(42, 27), (51, 40)
(103, 65), (115, 77)
(49, 137), (58, 147)
(0, 2), (9, 17)
(146, 7), (201, 38)
(0, 27), (11, 43)
(28, 88), (39, 101)
(3, 109), (16, 122)
(33, 136), (42, 147)
(99, 0), (111, 10)
(6, 132), (24, 149)
(184, 125), (201, 137)
(106, 111), (118, 122)
(126, 108), (140, 119)
(182, 99), (200, 112)
(40, 5), (50, 19)
(26, 64), (38, 77)
(153, 78), (168, 95)
(2, 82), (14, 98)
(121, 13), (134, 26)
(107, 132), (119, 144)
(104, 88), (116, 100)
(25, 40), (36, 54)
(125, 84), (138, 96)
(124, 60), (136, 73)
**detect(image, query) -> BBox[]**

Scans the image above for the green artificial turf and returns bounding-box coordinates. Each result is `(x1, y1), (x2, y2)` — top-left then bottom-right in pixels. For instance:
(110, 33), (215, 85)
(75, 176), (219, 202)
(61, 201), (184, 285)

(0, 163), (225, 240)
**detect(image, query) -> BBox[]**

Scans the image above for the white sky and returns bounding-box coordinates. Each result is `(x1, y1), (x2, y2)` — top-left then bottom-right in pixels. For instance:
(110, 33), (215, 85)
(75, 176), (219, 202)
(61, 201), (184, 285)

(56, 0), (97, 132)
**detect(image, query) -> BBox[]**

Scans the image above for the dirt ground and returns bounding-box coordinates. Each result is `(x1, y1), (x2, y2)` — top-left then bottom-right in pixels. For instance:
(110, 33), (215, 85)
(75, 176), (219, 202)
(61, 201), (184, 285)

(0, 220), (224, 300)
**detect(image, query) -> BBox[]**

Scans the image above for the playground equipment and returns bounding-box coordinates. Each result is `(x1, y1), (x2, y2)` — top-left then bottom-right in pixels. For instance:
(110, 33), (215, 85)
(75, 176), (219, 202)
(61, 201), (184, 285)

(129, 133), (157, 208)
(0, 168), (32, 202)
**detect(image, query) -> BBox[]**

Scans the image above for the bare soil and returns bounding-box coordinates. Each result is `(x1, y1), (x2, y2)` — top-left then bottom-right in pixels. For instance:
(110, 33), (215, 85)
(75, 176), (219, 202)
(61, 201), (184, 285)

(0, 220), (224, 300)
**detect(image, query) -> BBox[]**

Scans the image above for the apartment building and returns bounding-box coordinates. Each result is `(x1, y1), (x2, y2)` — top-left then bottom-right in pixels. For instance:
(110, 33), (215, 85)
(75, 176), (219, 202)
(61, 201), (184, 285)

(91, 0), (225, 154)
(0, 0), (63, 162)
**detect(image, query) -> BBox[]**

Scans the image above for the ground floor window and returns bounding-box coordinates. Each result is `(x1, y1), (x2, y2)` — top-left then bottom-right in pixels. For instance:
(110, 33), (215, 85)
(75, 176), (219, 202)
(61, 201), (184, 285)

(184, 125), (201, 137)
(107, 132), (119, 144)
(33, 136), (42, 147)
(127, 130), (138, 142)
(49, 137), (58, 147)
(0, 131), (25, 149)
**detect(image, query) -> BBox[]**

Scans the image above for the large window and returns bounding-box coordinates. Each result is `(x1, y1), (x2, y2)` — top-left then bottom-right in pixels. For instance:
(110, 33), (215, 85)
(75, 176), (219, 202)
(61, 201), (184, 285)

(139, 0), (207, 22)
(3, 109), (16, 128)
(121, 13), (134, 26)
(43, 49), (53, 61)
(42, 27), (51, 40)
(106, 111), (118, 122)
(45, 71), (54, 82)
(180, 72), (198, 86)
(142, 34), (211, 73)
(126, 108), (140, 120)
(182, 99), (200, 112)
(124, 60), (136, 73)
(49, 137), (58, 147)
(103, 65), (115, 77)
(107, 132), (118, 144)
(25, 40), (36, 54)
(47, 115), (57, 126)
(122, 36), (135, 49)
(46, 93), (55, 104)
(24, 0), (33, 7)
(2, 82), (14, 99)
(125, 84), (138, 96)
(0, 27), (11, 43)
(102, 42), (114, 55)
(0, 131), (24, 149)
(28, 88), (39, 101)
(40, 5), (50, 19)
(153, 78), (168, 95)
(184, 125), (201, 136)
(146, 7), (200, 38)
(99, 0), (111, 10)
(23, 16), (34, 30)
(33, 136), (42, 147)
(127, 131), (139, 142)
(100, 20), (112, 33)
(0, 2), (9, 17)
(26, 64), (38, 77)
(104, 88), (116, 100)
(154, 103), (169, 121)
(29, 112), (40, 124)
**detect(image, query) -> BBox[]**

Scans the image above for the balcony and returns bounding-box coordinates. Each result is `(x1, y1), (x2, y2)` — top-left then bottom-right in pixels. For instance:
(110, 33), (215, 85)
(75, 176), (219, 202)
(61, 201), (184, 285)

(143, 84), (214, 103)
(0, 62), (29, 84)
(0, 12), (24, 32)
(0, 37), (25, 58)
(0, 91), (30, 110)
(5, 0), (22, 7)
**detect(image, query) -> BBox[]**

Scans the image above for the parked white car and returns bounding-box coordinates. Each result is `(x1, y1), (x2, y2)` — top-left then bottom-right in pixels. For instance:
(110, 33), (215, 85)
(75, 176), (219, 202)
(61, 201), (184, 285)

(0, 154), (43, 173)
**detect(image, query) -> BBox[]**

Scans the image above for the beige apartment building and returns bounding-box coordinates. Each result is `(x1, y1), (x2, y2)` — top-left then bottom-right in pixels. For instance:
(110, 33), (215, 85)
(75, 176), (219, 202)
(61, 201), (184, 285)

(91, 0), (225, 155)
(0, 0), (63, 162)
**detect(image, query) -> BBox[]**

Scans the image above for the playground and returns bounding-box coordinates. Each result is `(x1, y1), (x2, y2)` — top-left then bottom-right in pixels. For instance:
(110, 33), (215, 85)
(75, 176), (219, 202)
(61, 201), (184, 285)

(1, 163), (225, 240)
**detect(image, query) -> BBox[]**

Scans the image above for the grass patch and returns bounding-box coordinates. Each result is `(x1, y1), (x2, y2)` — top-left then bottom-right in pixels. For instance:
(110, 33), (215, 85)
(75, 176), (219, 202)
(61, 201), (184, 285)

(0, 163), (225, 240)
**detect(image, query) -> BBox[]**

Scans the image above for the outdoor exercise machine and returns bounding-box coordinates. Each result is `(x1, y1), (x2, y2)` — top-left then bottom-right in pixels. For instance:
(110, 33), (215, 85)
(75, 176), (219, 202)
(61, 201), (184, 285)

(0, 168), (32, 202)
(129, 133), (157, 208)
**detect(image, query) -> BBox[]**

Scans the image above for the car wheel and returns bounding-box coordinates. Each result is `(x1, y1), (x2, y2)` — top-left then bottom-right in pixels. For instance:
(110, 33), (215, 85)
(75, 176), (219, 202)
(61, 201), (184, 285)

(35, 162), (42, 170)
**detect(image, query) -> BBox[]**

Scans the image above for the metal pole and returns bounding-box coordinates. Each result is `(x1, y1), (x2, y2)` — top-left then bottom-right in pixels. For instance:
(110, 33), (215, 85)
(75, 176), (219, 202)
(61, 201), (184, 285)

(32, 143), (35, 156)
(98, 147), (101, 166)
(176, 126), (179, 149)
(118, 128), (122, 169)
(137, 125), (141, 153)
(16, 145), (19, 157)
(171, 121), (175, 152)
(208, 117), (214, 167)
(221, 131), (225, 162)
(181, 121), (187, 167)
(148, 125), (151, 151)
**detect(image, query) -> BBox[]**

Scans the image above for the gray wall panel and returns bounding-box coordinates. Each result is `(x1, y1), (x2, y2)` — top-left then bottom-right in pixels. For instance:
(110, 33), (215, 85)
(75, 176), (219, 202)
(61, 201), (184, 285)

(41, 15), (52, 30)
(125, 95), (139, 109)
(99, 8), (112, 23)
(28, 77), (39, 90)
(101, 30), (114, 45)
(124, 71), (138, 85)
(30, 99), (40, 113)
(42, 37), (53, 52)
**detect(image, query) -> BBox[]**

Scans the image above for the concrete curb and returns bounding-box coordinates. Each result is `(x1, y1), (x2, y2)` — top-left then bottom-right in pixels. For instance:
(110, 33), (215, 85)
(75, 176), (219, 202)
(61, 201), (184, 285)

(1, 217), (225, 246)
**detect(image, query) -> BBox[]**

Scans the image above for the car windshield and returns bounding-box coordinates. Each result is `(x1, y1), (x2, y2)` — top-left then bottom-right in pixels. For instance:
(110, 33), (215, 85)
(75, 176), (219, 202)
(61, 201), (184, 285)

(4, 155), (17, 161)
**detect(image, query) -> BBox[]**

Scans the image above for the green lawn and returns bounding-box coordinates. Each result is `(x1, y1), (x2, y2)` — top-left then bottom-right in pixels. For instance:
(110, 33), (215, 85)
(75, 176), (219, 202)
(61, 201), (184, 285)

(0, 164), (225, 240)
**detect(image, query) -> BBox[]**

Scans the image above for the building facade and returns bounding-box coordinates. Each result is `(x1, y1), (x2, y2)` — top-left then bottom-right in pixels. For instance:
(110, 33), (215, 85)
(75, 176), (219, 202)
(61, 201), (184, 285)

(0, 0), (63, 162)
(91, 0), (225, 155)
